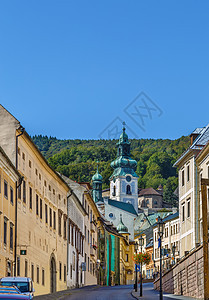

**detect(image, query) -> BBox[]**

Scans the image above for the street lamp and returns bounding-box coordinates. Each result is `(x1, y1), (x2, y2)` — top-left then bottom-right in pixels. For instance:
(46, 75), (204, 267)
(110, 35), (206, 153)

(157, 216), (165, 300)
(134, 241), (139, 292)
(138, 236), (144, 297)
(172, 244), (176, 265)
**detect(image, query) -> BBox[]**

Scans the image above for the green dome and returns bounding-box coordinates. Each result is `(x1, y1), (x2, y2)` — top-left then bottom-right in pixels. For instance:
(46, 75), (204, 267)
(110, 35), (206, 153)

(117, 214), (128, 233)
(118, 128), (130, 145)
(92, 166), (103, 182)
(111, 156), (137, 169)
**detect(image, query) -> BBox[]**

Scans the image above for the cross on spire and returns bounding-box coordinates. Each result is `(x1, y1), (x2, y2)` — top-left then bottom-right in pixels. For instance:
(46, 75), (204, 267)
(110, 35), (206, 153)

(122, 121), (126, 132)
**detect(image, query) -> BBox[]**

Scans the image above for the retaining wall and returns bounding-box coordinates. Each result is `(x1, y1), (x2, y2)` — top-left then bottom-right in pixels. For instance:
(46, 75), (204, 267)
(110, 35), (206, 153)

(154, 245), (204, 299)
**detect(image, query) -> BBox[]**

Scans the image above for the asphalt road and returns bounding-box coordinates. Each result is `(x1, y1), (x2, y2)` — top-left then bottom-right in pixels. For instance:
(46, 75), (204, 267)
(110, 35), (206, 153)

(62, 284), (133, 300)
(62, 283), (198, 300)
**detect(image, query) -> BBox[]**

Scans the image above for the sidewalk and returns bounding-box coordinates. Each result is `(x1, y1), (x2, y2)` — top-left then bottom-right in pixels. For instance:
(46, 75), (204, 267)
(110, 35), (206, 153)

(131, 283), (198, 300)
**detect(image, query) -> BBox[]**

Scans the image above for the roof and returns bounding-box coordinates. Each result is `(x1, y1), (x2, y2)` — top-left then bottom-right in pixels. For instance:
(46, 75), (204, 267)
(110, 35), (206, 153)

(138, 188), (162, 196)
(174, 124), (209, 167)
(162, 211), (179, 222)
(107, 199), (138, 215)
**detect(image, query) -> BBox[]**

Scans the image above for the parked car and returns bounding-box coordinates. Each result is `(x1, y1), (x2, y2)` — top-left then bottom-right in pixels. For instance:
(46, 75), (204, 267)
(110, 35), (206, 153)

(0, 277), (34, 299)
(0, 285), (31, 299)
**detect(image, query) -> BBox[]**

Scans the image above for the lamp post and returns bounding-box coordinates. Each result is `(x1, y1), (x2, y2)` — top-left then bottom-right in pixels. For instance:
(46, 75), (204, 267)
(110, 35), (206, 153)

(138, 236), (144, 297)
(172, 244), (176, 265)
(157, 216), (165, 300)
(134, 241), (139, 292)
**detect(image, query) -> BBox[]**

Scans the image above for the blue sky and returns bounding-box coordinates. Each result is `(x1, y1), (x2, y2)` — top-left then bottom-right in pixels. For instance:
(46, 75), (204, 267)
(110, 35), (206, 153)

(0, 1), (209, 140)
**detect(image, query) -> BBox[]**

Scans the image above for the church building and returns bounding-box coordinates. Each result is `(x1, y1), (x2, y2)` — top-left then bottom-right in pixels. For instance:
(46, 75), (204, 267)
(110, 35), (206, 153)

(92, 126), (138, 240)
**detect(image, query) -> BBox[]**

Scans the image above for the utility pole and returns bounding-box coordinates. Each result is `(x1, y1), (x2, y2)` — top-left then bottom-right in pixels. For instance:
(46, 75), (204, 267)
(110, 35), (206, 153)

(201, 178), (209, 300)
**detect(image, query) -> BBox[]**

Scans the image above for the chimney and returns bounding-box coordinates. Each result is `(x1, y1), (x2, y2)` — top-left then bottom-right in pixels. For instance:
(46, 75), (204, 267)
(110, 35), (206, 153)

(190, 133), (199, 146)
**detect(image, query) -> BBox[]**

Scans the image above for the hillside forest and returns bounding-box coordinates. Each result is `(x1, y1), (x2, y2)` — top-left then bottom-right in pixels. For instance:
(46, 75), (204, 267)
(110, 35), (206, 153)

(32, 135), (190, 204)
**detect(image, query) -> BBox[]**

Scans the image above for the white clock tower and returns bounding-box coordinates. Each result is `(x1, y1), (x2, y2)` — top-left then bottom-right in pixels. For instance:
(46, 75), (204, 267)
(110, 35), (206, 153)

(109, 126), (138, 213)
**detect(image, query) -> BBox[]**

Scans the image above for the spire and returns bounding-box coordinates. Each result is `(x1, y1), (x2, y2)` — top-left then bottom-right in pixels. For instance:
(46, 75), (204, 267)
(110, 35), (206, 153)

(110, 126), (138, 179)
(92, 161), (103, 203)
(117, 214), (129, 233)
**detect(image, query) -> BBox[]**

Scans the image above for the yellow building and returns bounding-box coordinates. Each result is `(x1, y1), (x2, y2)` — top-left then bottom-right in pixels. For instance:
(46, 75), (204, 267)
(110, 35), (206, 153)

(0, 105), (70, 296)
(117, 215), (135, 285)
(0, 146), (20, 278)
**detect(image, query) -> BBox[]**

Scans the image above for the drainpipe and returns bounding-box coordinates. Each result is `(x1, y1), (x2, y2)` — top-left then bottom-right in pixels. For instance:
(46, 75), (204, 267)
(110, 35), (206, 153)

(14, 126), (24, 276)
(14, 176), (23, 276)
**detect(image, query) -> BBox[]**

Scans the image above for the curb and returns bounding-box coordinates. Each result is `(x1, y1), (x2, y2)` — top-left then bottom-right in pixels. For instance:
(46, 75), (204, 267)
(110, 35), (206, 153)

(131, 290), (140, 300)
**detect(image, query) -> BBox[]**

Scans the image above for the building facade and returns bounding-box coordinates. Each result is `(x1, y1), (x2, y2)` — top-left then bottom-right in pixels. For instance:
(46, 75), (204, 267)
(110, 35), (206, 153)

(0, 146), (20, 278)
(0, 105), (70, 295)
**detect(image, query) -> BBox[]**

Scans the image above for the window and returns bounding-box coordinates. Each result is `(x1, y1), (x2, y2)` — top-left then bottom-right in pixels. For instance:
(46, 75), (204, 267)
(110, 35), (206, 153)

(49, 185), (51, 191)
(58, 213), (62, 236)
(59, 262), (62, 280)
(182, 170), (185, 186)
(23, 180), (26, 203)
(187, 165), (190, 182)
(37, 266), (39, 283)
(71, 226), (74, 245)
(17, 257), (20, 276)
(10, 223), (13, 250)
(112, 186), (116, 196)
(88, 230), (89, 244)
(18, 184), (21, 199)
(44, 180), (46, 187)
(126, 185), (131, 195)
(40, 199), (42, 219)
(0, 175), (1, 193)
(85, 226), (86, 239)
(36, 195), (39, 216)
(49, 208), (52, 227)
(45, 204), (48, 223)
(22, 152), (25, 160)
(171, 226), (173, 235)
(4, 180), (8, 198)
(182, 203), (185, 222)
(4, 218), (7, 244)
(187, 199), (190, 218)
(35, 169), (38, 175)
(208, 166), (209, 179)
(53, 189), (55, 195)
(29, 160), (31, 168)
(29, 187), (32, 209)
(10, 187), (13, 205)
(64, 265), (66, 282)
(25, 260), (28, 277)
(39, 174), (41, 180)
(31, 264), (34, 281)
(42, 269), (45, 286)
(64, 218), (67, 239)
(70, 265), (72, 279)
(53, 211), (56, 230)
(126, 254), (129, 262)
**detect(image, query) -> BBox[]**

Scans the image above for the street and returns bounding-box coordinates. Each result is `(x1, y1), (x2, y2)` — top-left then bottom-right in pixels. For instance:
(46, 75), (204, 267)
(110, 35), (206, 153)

(60, 283), (198, 300)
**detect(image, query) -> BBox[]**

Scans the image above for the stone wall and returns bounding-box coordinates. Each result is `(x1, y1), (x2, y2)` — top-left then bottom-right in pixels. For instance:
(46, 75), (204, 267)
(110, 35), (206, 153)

(154, 245), (204, 299)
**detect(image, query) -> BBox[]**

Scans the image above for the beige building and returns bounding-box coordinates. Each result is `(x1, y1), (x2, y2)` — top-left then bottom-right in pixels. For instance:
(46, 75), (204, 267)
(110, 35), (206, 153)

(138, 188), (163, 209)
(0, 105), (69, 296)
(174, 125), (209, 256)
(0, 146), (20, 278)
(153, 213), (180, 272)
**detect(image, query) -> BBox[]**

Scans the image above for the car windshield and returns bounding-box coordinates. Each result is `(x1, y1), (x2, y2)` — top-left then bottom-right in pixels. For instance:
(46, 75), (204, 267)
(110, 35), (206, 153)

(2, 282), (29, 293)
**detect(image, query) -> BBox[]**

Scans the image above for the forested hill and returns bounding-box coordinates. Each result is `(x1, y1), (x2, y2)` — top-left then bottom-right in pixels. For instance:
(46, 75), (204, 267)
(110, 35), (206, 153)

(32, 135), (190, 203)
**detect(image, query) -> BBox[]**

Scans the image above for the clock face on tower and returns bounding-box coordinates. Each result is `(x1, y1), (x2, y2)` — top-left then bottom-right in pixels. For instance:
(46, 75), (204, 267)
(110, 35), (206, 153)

(126, 175), (131, 182)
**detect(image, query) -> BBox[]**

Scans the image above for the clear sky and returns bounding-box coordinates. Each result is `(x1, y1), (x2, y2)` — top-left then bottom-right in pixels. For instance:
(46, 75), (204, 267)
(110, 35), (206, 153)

(0, 1), (209, 140)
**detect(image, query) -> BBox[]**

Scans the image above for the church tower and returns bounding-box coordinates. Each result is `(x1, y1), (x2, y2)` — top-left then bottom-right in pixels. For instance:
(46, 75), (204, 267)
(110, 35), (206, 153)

(92, 163), (103, 203)
(110, 125), (138, 213)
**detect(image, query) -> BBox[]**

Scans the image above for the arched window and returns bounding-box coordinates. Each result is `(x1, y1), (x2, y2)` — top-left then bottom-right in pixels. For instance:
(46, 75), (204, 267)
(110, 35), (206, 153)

(126, 185), (131, 195)
(112, 185), (116, 196)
